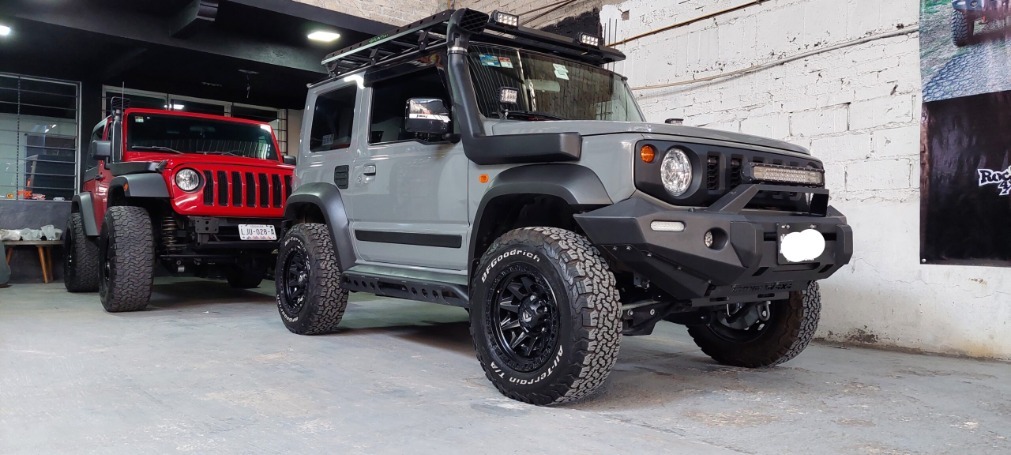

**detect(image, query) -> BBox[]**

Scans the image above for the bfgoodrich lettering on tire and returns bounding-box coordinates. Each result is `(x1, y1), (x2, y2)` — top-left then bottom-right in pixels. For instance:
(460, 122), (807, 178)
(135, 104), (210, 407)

(275, 223), (348, 335)
(470, 227), (621, 405)
(687, 281), (821, 368)
(98, 206), (154, 312)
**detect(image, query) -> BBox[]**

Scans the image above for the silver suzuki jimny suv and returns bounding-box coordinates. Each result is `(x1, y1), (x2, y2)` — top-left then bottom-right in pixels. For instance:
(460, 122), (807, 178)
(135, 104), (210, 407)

(275, 9), (853, 405)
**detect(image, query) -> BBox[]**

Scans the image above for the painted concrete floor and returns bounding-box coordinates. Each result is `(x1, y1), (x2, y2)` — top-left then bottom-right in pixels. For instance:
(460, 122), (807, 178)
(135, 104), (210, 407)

(1, 279), (1009, 454)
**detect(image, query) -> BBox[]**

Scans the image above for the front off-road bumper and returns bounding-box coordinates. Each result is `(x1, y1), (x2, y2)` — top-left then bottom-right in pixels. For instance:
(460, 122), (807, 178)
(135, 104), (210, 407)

(953, 0), (1009, 14)
(574, 184), (852, 307)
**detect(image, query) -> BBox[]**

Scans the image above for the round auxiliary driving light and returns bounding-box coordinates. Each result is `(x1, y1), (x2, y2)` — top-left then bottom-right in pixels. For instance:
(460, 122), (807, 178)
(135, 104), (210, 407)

(704, 230), (714, 248)
(175, 169), (201, 192)
(660, 147), (692, 197)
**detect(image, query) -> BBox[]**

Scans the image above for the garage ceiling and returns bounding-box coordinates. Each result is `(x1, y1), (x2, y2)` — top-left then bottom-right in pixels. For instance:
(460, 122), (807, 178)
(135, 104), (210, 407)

(0, 0), (388, 109)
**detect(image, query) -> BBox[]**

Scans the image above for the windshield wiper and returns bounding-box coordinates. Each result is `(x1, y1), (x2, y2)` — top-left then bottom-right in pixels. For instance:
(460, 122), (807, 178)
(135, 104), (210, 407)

(131, 146), (183, 154)
(199, 151), (241, 157)
(501, 110), (565, 121)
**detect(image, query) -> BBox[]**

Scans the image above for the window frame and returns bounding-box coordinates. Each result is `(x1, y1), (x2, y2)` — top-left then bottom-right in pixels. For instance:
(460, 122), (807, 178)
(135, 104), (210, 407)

(365, 55), (453, 146)
(307, 83), (360, 154)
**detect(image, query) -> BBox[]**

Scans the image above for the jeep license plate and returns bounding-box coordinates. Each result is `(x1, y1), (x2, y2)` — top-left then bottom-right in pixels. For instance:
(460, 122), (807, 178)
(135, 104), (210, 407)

(238, 224), (276, 241)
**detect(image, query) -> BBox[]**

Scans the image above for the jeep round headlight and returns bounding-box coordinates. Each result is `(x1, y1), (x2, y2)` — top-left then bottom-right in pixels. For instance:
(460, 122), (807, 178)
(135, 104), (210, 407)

(660, 147), (692, 197)
(175, 169), (201, 192)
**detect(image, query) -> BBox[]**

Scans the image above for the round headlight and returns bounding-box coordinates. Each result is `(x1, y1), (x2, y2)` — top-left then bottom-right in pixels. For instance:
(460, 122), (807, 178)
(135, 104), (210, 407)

(175, 169), (201, 192)
(660, 147), (692, 197)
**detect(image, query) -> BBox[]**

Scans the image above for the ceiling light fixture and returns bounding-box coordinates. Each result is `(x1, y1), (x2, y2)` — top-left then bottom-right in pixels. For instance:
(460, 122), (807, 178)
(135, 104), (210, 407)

(0, 25), (11, 37)
(307, 31), (340, 43)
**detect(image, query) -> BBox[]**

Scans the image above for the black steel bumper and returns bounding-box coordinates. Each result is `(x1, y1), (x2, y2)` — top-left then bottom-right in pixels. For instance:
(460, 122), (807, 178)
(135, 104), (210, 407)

(954, 0), (1009, 13)
(574, 184), (852, 307)
(190, 217), (282, 251)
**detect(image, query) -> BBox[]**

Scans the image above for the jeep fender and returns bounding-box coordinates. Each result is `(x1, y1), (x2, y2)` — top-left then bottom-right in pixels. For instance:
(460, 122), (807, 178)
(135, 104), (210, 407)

(109, 174), (170, 199)
(71, 192), (100, 237)
(469, 164), (612, 268)
(283, 182), (356, 272)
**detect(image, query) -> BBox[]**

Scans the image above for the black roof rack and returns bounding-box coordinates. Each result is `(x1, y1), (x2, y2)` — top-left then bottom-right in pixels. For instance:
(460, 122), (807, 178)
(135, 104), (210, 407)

(320, 8), (625, 77)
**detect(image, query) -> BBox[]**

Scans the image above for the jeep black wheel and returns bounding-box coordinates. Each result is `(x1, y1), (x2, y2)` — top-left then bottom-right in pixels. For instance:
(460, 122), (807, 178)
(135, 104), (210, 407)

(952, 10), (974, 47)
(64, 212), (100, 292)
(98, 206), (154, 312)
(470, 227), (621, 405)
(274, 223), (347, 335)
(687, 281), (821, 368)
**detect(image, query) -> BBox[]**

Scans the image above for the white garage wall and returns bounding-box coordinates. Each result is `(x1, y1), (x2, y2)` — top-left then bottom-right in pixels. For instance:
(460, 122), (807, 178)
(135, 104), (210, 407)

(605, 0), (1011, 361)
(294, 0), (443, 25)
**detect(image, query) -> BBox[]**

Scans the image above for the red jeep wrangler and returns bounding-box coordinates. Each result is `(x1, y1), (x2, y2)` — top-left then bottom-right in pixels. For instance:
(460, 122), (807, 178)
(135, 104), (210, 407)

(64, 106), (294, 312)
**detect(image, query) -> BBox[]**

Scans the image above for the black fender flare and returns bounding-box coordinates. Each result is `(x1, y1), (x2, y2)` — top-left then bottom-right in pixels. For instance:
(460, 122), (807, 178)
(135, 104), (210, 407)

(468, 164), (612, 270)
(109, 174), (170, 199)
(283, 182), (356, 272)
(71, 192), (100, 237)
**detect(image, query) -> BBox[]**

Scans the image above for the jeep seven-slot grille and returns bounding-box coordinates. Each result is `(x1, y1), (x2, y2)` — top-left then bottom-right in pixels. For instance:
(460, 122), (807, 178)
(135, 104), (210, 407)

(201, 170), (291, 208)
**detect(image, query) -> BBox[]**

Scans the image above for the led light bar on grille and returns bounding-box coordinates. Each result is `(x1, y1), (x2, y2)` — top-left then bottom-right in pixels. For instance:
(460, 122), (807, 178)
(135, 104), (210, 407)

(751, 164), (824, 186)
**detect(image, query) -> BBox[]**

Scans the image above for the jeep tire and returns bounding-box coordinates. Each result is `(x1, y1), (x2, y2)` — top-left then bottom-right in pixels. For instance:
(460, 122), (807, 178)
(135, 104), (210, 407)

(226, 256), (268, 289)
(64, 212), (100, 292)
(952, 10), (974, 47)
(275, 223), (348, 335)
(470, 227), (621, 405)
(98, 206), (154, 312)
(687, 281), (821, 368)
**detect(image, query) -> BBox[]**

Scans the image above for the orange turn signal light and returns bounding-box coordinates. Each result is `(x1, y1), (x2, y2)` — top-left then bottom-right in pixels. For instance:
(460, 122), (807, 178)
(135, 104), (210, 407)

(640, 144), (657, 163)
(479, 174), (489, 183)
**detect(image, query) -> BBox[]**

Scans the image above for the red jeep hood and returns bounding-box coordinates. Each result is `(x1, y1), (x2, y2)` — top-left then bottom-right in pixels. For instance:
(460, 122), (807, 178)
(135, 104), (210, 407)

(127, 152), (293, 172)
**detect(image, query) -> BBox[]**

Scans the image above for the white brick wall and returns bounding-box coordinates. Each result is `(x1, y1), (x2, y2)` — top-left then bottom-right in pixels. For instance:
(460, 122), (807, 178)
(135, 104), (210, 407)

(613, 0), (1011, 359)
(294, 0), (442, 25)
(454, 0), (601, 28)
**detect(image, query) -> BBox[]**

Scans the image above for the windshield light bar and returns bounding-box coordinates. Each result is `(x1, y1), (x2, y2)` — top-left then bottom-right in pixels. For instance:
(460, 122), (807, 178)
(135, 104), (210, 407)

(490, 11), (520, 28)
(751, 164), (825, 186)
(578, 33), (601, 47)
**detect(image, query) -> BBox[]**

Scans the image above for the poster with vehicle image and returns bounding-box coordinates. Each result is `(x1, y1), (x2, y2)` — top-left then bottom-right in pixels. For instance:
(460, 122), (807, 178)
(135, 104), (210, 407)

(920, 0), (1011, 266)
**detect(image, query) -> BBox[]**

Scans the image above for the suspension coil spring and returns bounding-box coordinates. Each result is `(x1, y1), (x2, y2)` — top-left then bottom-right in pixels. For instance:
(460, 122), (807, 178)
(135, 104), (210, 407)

(162, 216), (183, 253)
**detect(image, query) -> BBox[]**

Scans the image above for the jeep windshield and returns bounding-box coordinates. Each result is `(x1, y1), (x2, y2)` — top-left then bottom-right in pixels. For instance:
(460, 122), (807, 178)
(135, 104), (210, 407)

(125, 113), (278, 160)
(468, 44), (644, 122)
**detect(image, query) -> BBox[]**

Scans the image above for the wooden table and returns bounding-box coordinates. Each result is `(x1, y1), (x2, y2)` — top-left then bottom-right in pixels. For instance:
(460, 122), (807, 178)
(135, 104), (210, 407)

(4, 240), (62, 284)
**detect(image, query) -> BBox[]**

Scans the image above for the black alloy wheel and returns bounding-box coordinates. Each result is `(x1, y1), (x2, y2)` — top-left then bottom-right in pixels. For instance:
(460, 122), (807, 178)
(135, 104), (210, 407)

(489, 266), (560, 372)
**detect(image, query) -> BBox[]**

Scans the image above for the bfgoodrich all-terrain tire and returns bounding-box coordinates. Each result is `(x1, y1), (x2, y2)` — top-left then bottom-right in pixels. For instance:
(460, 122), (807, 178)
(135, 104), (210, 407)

(274, 223), (348, 335)
(952, 10), (974, 47)
(687, 281), (821, 368)
(470, 227), (621, 405)
(63, 212), (100, 292)
(98, 206), (154, 312)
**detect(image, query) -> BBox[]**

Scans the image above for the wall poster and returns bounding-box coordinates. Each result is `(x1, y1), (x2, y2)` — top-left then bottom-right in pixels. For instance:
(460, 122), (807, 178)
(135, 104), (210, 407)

(920, 0), (1011, 266)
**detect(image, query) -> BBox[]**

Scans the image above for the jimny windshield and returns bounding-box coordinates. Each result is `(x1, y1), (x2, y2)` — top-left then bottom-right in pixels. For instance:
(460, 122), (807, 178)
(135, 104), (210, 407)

(468, 44), (644, 122)
(125, 113), (278, 160)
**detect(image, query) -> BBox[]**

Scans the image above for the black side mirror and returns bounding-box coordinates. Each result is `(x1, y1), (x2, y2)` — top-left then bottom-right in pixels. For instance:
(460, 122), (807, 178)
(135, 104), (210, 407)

(283, 155), (296, 165)
(405, 98), (451, 136)
(90, 140), (112, 161)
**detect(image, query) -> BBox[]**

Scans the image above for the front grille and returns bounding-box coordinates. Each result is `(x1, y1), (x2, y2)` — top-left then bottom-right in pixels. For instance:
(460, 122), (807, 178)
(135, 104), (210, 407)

(636, 141), (823, 211)
(199, 169), (290, 208)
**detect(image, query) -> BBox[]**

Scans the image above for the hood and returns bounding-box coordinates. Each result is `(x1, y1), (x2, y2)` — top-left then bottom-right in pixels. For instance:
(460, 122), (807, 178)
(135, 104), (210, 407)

(487, 120), (809, 155)
(127, 152), (293, 172)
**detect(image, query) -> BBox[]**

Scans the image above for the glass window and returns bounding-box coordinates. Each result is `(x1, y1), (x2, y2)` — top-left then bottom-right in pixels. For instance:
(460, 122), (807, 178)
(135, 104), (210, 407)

(125, 113), (278, 160)
(309, 86), (357, 152)
(468, 44), (644, 122)
(0, 74), (79, 201)
(369, 67), (450, 144)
